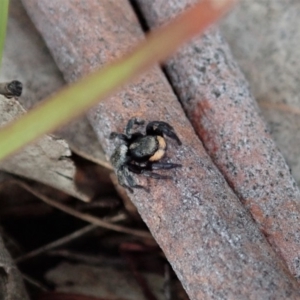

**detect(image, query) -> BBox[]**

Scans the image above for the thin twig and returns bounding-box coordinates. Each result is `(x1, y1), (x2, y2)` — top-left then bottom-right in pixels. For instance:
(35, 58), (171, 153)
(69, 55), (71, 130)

(164, 263), (171, 300)
(18, 182), (152, 239)
(15, 224), (97, 263)
(22, 273), (49, 292)
(16, 214), (125, 263)
(48, 249), (125, 267)
(121, 250), (158, 300)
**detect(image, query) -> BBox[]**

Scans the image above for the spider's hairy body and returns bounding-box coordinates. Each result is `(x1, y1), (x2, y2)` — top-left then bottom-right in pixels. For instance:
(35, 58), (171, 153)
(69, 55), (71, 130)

(110, 144), (128, 169)
(110, 117), (182, 192)
(0, 80), (22, 98)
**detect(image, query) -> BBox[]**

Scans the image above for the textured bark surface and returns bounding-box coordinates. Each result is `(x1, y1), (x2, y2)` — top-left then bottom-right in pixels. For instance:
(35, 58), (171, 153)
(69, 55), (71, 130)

(21, 0), (300, 298)
(135, 0), (300, 280)
(221, 1), (300, 185)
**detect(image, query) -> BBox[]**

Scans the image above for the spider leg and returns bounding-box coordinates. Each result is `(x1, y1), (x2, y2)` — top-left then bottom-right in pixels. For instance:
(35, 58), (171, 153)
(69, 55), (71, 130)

(126, 172), (146, 190)
(120, 180), (146, 193)
(141, 171), (172, 180)
(151, 162), (182, 170)
(146, 121), (182, 145)
(128, 164), (172, 180)
(110, 132), (129, 143)
(117, 165), (147, 193)
(125, 117), (145, 137)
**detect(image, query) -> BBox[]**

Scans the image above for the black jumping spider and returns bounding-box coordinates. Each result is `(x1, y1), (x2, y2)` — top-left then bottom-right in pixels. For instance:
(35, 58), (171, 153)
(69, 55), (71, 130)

(110, 117), (182, 192)
(0, 80), (22, 98)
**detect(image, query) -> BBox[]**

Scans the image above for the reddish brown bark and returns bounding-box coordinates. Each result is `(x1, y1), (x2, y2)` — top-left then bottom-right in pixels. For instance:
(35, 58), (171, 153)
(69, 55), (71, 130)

(134, 0), (300, 280)
(21, 0), (300, 298)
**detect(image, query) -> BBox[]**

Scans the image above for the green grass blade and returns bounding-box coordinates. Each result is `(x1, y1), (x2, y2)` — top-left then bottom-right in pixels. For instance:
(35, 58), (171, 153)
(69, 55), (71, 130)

(0, 0), (9, 66)
(0, 0), (236, 162)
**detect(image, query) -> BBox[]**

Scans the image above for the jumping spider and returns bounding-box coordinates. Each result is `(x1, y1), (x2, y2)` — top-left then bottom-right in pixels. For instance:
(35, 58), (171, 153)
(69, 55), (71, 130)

(110, 117), (182, 192)
(0, 80), (22, 98)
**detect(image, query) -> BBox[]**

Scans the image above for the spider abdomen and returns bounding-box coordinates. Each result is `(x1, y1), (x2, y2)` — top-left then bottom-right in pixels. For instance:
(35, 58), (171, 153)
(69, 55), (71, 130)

(149, 136), (166, 162)
(129, 136), (159, 159)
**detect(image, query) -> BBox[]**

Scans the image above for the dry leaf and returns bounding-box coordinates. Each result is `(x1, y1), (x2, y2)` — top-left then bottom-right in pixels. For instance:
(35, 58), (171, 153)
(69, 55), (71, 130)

(45, 262), (164, 300)
(58, 120), (110, 169)
(0, 95), (89, 201)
